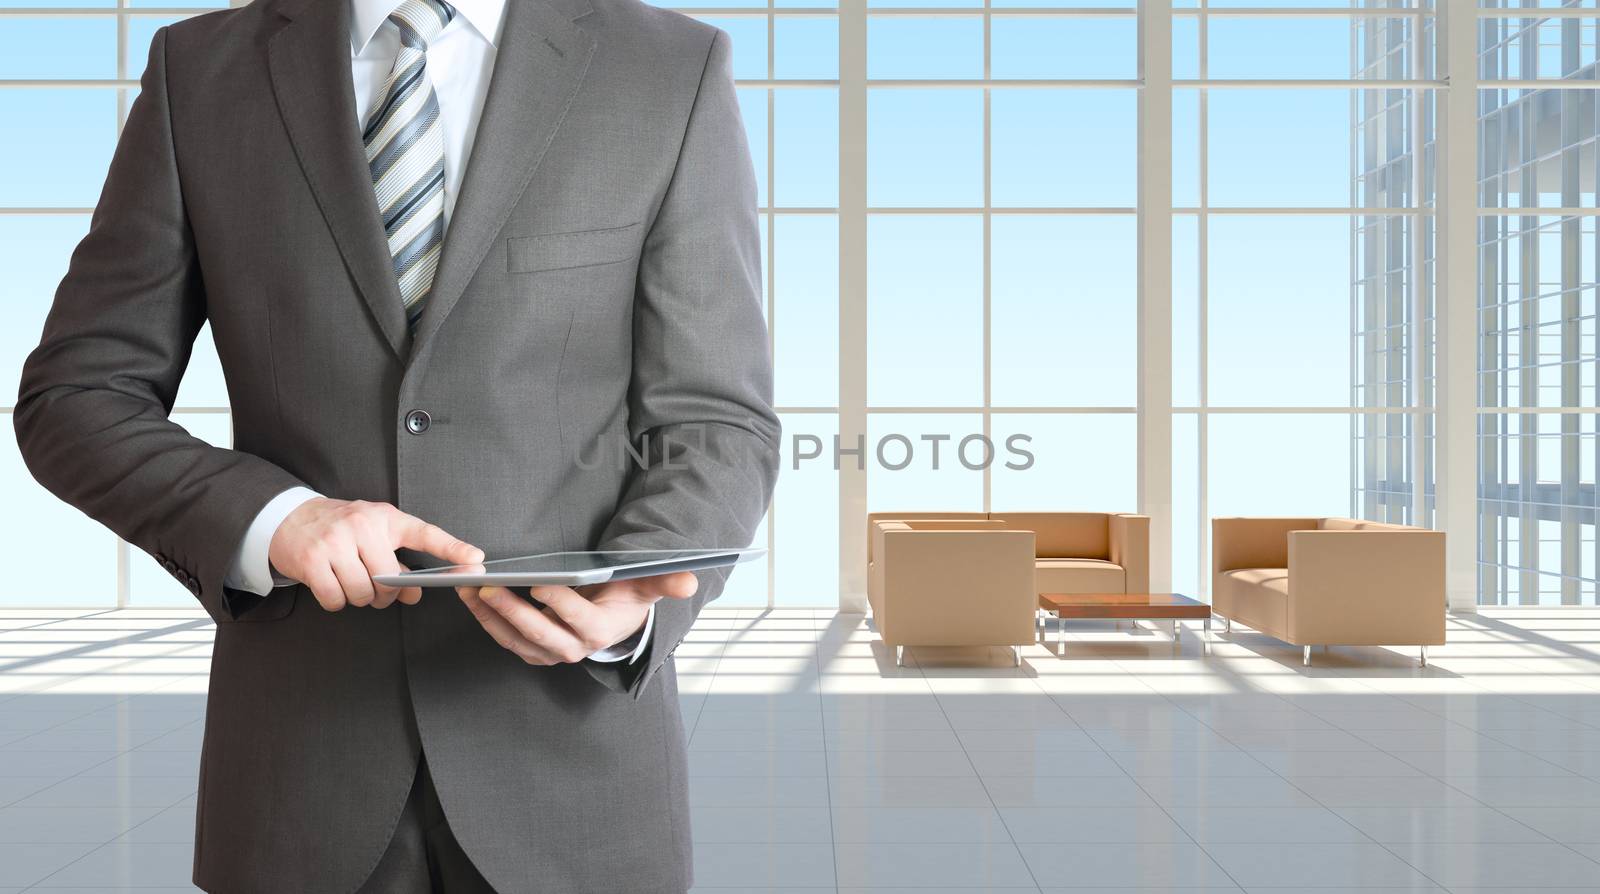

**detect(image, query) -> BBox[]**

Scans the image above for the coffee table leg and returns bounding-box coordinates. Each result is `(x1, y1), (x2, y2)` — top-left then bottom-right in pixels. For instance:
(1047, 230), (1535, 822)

(1204, 618), (1211, 655)
(1057, 611), (1065, 656)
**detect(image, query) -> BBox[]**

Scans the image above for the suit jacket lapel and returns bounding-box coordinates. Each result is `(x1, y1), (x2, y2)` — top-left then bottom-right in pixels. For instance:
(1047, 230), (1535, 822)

(410, 0), (597, 351)
(266, 0), (410, 359)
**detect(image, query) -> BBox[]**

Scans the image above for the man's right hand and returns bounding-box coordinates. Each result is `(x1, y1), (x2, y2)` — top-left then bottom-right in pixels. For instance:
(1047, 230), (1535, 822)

(268, 498), (483, 611)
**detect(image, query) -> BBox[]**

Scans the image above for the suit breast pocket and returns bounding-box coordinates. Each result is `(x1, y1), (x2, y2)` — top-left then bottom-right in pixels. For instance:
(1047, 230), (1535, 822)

(507, 221), (643, 274)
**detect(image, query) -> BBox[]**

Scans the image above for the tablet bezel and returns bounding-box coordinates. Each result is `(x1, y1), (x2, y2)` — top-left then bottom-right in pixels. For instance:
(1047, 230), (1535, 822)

(370, 548), (766, 588)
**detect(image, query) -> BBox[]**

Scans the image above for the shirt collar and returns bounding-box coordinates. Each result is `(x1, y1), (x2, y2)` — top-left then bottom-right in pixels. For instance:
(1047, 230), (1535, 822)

(350, 0), (508, 56)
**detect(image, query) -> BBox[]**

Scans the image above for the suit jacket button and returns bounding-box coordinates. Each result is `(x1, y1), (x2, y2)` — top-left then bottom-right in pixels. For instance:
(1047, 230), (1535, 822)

(405, 409), (431, 434)
(187, 580), (202, 596)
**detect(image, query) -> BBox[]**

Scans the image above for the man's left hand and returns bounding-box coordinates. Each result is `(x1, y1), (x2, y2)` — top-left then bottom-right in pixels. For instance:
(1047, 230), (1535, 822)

(457, 572), (698, 665)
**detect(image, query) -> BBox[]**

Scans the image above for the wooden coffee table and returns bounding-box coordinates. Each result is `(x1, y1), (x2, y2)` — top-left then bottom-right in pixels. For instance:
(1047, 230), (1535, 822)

(1038, 593), (1214, 655)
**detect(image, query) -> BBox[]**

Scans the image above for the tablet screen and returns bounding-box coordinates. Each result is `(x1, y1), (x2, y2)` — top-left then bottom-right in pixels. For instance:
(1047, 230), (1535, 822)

(411, 549), (743, 577)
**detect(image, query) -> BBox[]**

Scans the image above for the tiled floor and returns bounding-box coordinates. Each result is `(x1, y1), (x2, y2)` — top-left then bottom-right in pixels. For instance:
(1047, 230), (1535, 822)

(2, 607), (1600, 892)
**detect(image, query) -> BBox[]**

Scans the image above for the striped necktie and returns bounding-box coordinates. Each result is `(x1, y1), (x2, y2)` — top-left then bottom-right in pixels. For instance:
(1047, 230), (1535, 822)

(364, 0), (455, 332)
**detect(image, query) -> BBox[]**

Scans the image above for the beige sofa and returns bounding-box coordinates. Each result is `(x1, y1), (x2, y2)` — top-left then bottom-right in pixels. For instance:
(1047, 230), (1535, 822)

(866, 512), (1151, 665)
(1211, 517), (1446, 665)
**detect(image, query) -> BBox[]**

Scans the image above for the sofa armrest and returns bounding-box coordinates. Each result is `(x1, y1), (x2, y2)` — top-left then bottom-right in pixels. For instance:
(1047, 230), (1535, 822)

(1286, 529), (1446, 645)
(878, 529), (1037, 647)
(1212, 517), (1319, 574)
(1109, 514), (1150, 594)
(868, 521), (912, 624)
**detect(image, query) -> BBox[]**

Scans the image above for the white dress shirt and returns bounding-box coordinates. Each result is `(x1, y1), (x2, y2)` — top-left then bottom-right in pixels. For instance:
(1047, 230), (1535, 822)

(224, 0), (651, 664)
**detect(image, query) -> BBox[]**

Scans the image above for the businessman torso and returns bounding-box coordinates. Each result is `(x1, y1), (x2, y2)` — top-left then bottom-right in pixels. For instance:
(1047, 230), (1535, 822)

(15, 0), (776, 891)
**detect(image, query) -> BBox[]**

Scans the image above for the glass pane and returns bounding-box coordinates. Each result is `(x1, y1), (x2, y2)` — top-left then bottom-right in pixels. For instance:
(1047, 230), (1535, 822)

(1354, 409), (1421, 526)
(1479, 412), (1598, 606)
(1173, 413), (1201, 599)
(717, 513), (769, 606)
(695, 16), (768, 80)
(775, 15), (838, 80)
(991, 15), (1136, 80)
(1173, 89), (1200, 207)
(1174, 14), (1200, 80)
(1207, 89), (1353, 208)
(867, 88), (983, 207)
(1352, 214), (1424, 412)
(0, 214), (89, 401)
(1479, 89), (1599, 209)
(0, 16), (116, 80)
(1207, 16), (1430, 81)
(994, 0), (1133, 6)
(1207, 413), (1354, 519)
(869, 0), (980, 9)
(1207, 0), (1425, 6)
(867, 215), (983, 407)
(1173, 214), (1201, 408)
(776, 412), (839, 604)
(991, 89), (1136, 208)
(127, 412), (233, 606)
(175, 324), (231, 409)
(991, 215), (1137, 407)
(867, 16), (983, 80)
(1, 414), (119, 606)
(126, 15), (189, 74)
(0, 0), (114, 6)
(774, 88), (838, 207)
(1, 89), (117, 208)
(773, 214), (839, 408)
(1480, 16), (1600, 81)
(1479, 215), (1598, 409)
(1208, 215), (1353, 407)
(865, 413), (985, 512)
(990, 414), (1138, 511)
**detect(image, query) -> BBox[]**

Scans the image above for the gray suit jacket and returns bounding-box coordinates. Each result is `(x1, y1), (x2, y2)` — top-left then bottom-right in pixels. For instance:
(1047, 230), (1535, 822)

(13, 0), (778, 890)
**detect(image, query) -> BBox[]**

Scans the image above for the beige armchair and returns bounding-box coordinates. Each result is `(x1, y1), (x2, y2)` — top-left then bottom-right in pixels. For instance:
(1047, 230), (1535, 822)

(1211, 517), (1446, 665)
(868, 520), (1037, 666)
(865, 512), (1152, 664)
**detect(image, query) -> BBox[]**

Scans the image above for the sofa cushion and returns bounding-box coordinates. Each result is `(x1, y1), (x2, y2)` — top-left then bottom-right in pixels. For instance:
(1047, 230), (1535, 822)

(997, 512), (1110, 560)
(1220, 567), (1290, 595)
(1035, 557), (1125, 594)
(1215, 567), (1290, 638)
(1319, 517), (1412, 532)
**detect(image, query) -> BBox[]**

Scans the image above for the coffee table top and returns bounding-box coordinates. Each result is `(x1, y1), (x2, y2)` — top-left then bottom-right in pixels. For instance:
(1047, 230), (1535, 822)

(1039, 592), (1211, 619)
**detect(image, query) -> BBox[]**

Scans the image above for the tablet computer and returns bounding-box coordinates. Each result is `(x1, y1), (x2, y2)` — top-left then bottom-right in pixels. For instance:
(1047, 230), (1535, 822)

(371, 548), (765, 588)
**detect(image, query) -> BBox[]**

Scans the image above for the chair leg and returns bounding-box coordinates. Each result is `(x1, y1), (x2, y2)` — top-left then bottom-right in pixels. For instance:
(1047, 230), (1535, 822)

(1012, 645), (1022, 667)
(1224, 618), (1232, 634)
(1420, 645), (1428, 667)
(895, 645), (904, 667)
(1303, 645), (1312, 666)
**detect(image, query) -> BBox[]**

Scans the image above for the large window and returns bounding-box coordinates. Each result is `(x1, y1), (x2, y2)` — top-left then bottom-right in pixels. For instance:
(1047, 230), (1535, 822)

(1476, 3), (1599, 605)
(2, 1), (1597, 609)
(2, 0), (232, 606)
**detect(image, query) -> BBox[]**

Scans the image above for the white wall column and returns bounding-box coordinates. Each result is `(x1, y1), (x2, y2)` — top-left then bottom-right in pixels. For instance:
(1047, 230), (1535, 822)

(837, 0), (869, 612)
(1439, 1), (1479, 612)
(1137, 0), (1173, 593)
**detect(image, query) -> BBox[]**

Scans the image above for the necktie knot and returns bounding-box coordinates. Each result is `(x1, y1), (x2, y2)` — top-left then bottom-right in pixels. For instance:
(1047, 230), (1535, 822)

(389, 0), (454, 48)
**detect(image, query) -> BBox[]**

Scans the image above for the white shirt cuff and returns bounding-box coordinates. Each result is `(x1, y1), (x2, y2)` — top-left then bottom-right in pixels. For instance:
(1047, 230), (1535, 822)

(587, 603), (654, 665)
(223, 487), (322, 596)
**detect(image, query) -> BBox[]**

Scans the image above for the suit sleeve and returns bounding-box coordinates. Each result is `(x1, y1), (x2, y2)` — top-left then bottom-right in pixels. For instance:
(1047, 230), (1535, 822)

(585, 29), (781, 697)
(13, 28), (309, 624)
